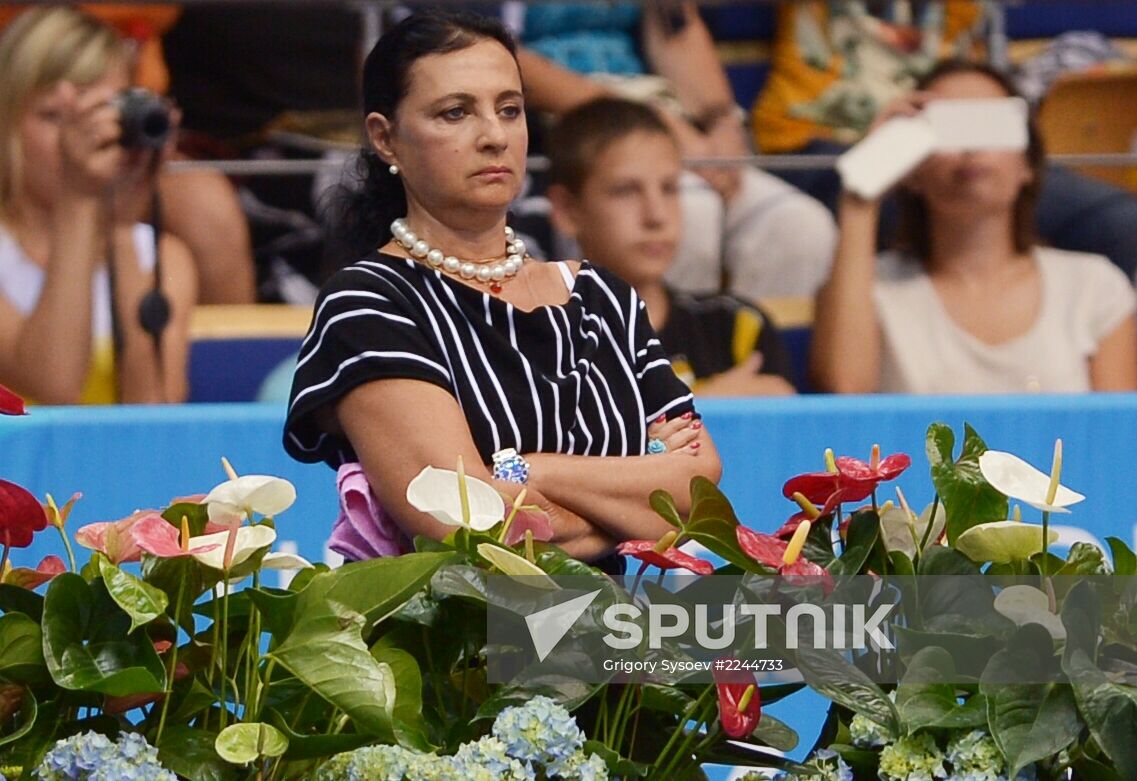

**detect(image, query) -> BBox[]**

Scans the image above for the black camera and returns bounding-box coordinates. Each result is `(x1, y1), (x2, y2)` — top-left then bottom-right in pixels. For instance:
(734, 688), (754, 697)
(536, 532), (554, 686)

(114, 88), (171, 150)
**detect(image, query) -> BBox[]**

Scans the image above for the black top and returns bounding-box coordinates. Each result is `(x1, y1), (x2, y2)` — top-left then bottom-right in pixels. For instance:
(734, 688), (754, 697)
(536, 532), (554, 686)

(284, 254), (696, 469)
(657, 289), (793, 388)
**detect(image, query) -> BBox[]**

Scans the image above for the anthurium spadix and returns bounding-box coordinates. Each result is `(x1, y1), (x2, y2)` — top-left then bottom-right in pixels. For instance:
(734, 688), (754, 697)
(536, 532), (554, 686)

(406, 465), (504, 531)
(978, 443), (1084, 514)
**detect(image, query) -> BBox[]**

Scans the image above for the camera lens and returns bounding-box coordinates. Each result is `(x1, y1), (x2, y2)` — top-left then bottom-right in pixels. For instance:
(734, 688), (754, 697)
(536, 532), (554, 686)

(114, 88), (171, 150)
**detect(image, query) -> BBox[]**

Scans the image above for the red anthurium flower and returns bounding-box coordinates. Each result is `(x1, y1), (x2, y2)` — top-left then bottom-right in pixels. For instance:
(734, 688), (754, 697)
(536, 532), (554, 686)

(0, 479), (48, 548)
(1, 555), (65, 589)
(775, 490), (845, 539)
(836, 450), (911, 496)
(0, 383), (25, 415)
(618, 533), (714, 576)
(131, 514), (222, 558)
(736, 524), (833, 591)
(713, 665), (761, 738)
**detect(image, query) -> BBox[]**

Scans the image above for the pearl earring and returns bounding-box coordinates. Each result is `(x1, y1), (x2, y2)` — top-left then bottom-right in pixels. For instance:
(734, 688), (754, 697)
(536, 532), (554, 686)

(389, 164), (399, 175)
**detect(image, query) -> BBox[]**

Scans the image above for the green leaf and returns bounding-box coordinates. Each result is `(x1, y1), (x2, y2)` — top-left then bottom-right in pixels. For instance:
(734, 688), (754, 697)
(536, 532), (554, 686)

(157, 725), (241, 781)
(752, 712), (798, 752)
(142, 553), (211, 632)
(688, 476), (741, 527)
(649, 489), (683, 529)
(371, 646), (433, 752)
(430, 564), (489, 602)
(269, 605), (396, 737)
(41, 573), (165, 696)
(926, 423), (1008, 544)
(682, 514), (754, 572)
(0, 583), (44, 621)
(639, 683), (695, 716)
(0, 612), (48, 685)
(246, 587), (299, 640)
(98, 557), (168, 633)
(1107, 537), (1136, 576)
(795, 646), (899, 735)
(830, 509), (881, 576)
(583, 739), (650, 777)
(215, 722), (289, 764)
(981, 624), (1081, 778)
(0, 685), (37, 748)
(265, 708), (373, 761)
(896, 647), (985, 731)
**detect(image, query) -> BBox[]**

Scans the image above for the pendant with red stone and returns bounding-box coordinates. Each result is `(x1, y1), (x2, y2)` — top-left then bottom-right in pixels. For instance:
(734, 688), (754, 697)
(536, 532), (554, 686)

(490, 282), (503, 294)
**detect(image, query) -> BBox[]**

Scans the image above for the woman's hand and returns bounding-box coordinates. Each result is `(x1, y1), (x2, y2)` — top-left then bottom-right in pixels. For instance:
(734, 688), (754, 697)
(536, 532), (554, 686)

(56, 82), (127, 201)
(646, 411), (704, 456)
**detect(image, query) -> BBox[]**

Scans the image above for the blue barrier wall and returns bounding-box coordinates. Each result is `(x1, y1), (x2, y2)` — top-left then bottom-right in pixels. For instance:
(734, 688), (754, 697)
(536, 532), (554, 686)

(4, 393), (1136, 771)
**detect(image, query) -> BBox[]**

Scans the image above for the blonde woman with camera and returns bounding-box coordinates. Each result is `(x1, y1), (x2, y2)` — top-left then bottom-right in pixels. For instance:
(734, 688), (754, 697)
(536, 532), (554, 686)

(0, 6), (196, 404)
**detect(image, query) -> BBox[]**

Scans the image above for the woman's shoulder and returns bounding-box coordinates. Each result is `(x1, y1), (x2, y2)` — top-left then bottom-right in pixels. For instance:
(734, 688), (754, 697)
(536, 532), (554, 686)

(319, 252), (420, 297)
(1035, 245), (1131, 284)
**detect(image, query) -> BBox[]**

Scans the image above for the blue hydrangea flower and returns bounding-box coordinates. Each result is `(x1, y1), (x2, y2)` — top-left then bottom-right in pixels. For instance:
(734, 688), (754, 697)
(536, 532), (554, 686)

(34, 732), (175, 781)
(878, 733), (948, 781)
(492, 695), (584, 767)
(551, 750), (609, 780)
(944, 730), (1006, 781)
(772, 748), (854, 781)
(452, 737), (534, 781)
(314, 744), (417, 781)
(849, 712), (892, 748)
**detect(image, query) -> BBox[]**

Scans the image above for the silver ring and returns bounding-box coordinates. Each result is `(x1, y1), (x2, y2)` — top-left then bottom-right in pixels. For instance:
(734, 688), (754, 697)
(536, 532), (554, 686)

(647, 438), (667, 455)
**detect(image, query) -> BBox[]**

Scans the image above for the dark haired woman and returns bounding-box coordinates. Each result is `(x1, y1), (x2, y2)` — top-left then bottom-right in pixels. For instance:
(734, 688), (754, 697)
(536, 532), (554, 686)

(283, 11), (720, 568)
(811, 61), (1137, 395)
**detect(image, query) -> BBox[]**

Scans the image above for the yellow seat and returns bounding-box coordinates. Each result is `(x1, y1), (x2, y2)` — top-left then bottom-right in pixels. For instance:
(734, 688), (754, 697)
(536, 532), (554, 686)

(1037, 66), (1137, 193)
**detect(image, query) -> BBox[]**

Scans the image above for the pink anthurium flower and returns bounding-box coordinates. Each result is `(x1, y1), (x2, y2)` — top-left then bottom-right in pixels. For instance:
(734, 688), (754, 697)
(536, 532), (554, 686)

(713, 665), (761, 738)
(0, 383), (25, 415)
(617, 532), (714, 576)
(76, 510), (166, 565)
(0, 479), (48, 549)
(1, 555), (65, 589)
(131, 514), (223, 559)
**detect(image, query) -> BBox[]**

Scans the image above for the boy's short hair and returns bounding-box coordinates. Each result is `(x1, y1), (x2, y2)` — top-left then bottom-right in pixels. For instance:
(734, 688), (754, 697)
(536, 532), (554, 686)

(547, 97), (677, 194)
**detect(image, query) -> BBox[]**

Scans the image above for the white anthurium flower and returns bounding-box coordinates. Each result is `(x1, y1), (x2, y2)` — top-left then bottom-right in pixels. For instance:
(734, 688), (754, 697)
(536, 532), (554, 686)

(994, 585), (1067, 641)
(880, 502), (946, 558)
(955, 521), (1059, 564)
(978, 449), (1084, 514)
(476, 543), (560, 591)
(261, 551), (314, 570)
(205, 475), (297, 520)
(191, 525), (277, 570)
(406, 466), (504, 531)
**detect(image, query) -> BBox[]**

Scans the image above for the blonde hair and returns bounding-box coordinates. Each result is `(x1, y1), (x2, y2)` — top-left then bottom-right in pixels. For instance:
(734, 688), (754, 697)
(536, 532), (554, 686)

(0, 7), (125, 217)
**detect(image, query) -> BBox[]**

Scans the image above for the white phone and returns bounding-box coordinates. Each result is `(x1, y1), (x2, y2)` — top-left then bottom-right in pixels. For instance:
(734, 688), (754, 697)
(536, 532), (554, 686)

(836, 115), (937, 200)
(923, 97), (1029, 152)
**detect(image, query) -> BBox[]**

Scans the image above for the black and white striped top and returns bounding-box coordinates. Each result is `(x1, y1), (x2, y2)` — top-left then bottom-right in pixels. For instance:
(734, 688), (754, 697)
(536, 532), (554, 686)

(283, 254), (696, 468)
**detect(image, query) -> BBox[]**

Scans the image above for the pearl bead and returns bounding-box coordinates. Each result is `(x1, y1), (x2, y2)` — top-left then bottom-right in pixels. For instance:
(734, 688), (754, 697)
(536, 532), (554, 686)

(411, 240), (429, 258)
(505, 226), (515, 240)
(476, 266), (493, 282)
(491, 265), (506, 281)
(389, 218), (521, 291)
(507, 254), (523, 268)
(426, 249), (444, 266)
(459, 262), (476, 279)
(444, 256), (460, 272)
(403, 230), (417, 247)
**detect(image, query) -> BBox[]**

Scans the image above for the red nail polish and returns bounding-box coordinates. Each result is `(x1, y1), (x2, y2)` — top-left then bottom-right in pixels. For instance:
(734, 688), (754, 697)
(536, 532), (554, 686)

(690, 441), (700, 449)
(655, 414), (666, 423)
(681, 411), (693, 420)
(691, 420), (703, 430)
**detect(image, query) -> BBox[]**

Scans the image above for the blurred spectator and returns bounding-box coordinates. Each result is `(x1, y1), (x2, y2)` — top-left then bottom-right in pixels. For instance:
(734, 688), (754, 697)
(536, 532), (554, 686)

(810, 61), (1137, 394)
(753, 0), (1137, 281)
(508, 1), (837, 300)
(0, 4), (256, 304)
(547, 98), (796, 397)
(0, 7), (196, 403)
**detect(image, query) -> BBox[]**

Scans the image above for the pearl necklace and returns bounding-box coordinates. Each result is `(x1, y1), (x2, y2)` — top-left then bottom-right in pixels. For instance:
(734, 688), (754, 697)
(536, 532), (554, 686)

(391, 218), (526, 295)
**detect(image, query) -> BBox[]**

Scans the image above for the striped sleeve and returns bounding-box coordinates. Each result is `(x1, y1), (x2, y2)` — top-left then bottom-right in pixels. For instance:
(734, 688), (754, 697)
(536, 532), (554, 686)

(284, 262), (453, 465)
(630, 295), (696, 425)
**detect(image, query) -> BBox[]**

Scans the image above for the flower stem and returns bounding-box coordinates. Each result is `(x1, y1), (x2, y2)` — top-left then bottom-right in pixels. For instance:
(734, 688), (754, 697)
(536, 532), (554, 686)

(219, 578), (231, 729)
(654, 684), (714, 775)
(0, 542), (9, 576)
(1041, 510), (1051, 576)
(155, 575), (187, 745)
(54, 526), (77, 572)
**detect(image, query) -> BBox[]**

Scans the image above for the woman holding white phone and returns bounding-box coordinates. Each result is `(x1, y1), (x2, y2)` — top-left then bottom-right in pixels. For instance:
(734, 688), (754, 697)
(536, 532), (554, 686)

(811, 60), (1137, 395)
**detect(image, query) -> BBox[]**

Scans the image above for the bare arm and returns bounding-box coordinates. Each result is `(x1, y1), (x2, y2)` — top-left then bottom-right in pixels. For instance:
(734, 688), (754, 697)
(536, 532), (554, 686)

(336, 378), (616, 560)
(516, 48), (611, 115)
(525, 418), (722, 542)
(1089, 313), (1137, 391)
(810, 193), (883, 393)
(642, 2), (736, 123)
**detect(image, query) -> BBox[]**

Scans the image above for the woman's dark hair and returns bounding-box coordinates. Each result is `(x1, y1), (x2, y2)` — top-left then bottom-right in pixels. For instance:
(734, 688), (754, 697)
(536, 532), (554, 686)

(322, 10), (519, 268)
(547, 97), (677, 194)
(894, 59), (1046, 259)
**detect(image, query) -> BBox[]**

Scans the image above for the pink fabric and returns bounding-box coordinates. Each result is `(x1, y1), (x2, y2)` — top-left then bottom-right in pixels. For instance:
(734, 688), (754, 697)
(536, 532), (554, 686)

(329, 463), (412, 560)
